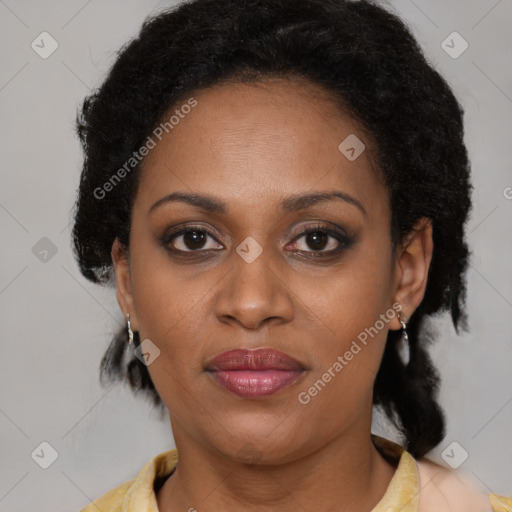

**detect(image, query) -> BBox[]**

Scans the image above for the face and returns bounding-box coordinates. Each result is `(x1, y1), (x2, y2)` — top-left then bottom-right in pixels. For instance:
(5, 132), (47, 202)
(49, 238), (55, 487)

(113, 77), (431, 464)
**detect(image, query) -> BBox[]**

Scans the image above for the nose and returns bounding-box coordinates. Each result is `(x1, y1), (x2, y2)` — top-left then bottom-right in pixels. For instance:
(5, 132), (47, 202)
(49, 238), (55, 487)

(214, 242), (294, 331)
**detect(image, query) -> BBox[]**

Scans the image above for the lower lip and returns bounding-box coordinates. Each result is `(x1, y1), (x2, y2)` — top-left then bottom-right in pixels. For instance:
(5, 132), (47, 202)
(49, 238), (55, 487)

(208, 369), (304, 399)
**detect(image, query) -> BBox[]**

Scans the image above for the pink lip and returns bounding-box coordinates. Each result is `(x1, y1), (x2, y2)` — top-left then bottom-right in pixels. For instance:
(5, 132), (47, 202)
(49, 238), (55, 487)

(205, 348), (306, 399)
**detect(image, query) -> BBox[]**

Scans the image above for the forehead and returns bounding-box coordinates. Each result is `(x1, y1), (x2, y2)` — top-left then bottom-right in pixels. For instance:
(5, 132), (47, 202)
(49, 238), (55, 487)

(135, 78), (387, 218)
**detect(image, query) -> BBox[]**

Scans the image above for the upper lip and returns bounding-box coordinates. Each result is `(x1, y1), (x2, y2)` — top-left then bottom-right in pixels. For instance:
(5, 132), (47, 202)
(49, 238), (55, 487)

(205, 348), (305, 371)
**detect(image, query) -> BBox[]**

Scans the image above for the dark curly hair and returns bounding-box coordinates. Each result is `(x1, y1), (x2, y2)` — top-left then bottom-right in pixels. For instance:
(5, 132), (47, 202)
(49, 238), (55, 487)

(72, 0), (472, 459)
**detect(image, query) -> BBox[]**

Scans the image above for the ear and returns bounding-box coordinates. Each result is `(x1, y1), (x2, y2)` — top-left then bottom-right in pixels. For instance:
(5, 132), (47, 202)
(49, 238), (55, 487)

(111, 237), (139, 331)
(389, 217), (433, 330)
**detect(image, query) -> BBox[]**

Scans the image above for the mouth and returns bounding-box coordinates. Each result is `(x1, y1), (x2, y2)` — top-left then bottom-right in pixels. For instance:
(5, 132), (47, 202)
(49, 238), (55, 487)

(204, 347), (307, 399)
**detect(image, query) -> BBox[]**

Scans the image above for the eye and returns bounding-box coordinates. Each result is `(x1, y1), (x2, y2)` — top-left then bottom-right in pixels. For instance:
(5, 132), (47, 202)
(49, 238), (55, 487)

(162, 223), (352, 257)
(164, 225), (223, 252)
(287, 224), (351, 255)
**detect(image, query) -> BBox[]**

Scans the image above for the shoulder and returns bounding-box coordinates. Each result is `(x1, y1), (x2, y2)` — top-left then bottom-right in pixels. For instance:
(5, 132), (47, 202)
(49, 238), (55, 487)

(416, 457), (512, 512)
(79, 480), (133, 512)
(79, 449), (179, 512)
(489, 494), (512, 512)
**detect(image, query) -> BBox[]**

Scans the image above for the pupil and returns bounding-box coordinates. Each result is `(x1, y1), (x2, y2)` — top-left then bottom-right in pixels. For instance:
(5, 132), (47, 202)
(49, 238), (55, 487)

(185, 230), (206, 249)
(307, 231), (327, 250)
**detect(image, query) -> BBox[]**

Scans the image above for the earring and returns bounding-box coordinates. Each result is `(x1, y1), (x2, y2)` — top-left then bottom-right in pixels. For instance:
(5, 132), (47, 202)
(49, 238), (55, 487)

(127, 314), (134, 345)
(397, 311), (410, 367)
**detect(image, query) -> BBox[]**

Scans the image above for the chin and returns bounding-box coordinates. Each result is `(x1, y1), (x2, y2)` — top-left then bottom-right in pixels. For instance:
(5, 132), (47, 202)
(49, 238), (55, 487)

(206, 421), (307, 466)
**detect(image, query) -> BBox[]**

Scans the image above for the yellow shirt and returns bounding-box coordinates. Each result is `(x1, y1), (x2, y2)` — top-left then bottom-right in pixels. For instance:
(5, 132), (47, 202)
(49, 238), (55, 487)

(80, 435), (512, 512)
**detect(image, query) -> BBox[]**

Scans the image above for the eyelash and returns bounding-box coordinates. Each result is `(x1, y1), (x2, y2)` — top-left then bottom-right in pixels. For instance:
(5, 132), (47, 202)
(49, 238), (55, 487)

(291, 225), (352, 256)
(162, 223), (353, 259)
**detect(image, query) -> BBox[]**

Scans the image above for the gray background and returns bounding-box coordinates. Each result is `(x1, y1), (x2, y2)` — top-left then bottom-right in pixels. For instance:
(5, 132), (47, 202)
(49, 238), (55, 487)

(0, 0), (511, 510)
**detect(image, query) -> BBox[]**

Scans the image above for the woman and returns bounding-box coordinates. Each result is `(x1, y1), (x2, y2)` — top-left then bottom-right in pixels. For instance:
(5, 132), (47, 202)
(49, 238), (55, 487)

(72, 0), (511, 510)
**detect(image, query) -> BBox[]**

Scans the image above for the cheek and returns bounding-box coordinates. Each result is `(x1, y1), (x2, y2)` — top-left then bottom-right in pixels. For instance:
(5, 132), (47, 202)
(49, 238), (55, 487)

(130, 258), (212, 363)
(128, 224), (203, 339)
(302, 234), (394, 399)
(126, 247), (212, 417)
(318, 233), (394, 343)
(128, 250), (211, 415)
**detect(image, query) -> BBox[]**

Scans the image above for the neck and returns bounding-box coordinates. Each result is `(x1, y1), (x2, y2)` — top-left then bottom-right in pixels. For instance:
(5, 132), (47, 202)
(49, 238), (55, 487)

(157, 419), (397, 512)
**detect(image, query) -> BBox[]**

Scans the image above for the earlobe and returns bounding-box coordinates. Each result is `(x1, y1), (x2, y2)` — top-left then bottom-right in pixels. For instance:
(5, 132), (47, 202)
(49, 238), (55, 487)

(111, 238), (138, 330)
(390, 217), (433, 330)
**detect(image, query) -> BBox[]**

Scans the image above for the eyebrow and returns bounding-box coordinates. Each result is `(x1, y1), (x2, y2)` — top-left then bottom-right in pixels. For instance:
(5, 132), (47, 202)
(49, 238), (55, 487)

(148, 190), (367, 217)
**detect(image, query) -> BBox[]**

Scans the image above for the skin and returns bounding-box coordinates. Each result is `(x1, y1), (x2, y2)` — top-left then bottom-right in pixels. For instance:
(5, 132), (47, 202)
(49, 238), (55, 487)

(112, 77), (433, 512)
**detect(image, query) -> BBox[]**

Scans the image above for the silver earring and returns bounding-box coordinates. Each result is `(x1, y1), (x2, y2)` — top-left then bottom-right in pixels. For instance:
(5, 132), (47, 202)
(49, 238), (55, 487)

(127, 314), (134, 345)
(397, 311), (410, 366)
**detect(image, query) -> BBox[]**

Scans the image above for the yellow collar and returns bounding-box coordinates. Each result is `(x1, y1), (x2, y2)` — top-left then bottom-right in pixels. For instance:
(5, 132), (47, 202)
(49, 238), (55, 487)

(81, 434), (510, 512)
(370, 434), (419, 511)
(99, 434), (418, 511)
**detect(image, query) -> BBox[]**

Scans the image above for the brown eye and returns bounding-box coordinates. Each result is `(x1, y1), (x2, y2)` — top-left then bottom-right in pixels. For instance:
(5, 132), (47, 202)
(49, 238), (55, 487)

(287, 224), (353, 256)
(303, 231), (330, 251)
(165, 226), (223, 252)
